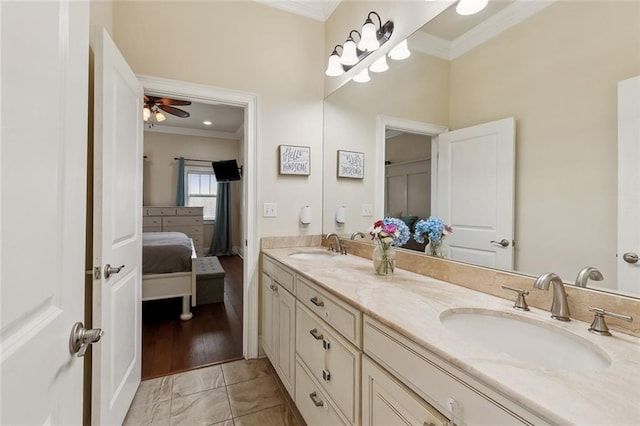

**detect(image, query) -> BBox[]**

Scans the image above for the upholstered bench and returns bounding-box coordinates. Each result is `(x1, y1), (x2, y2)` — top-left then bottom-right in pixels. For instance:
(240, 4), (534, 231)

(195, 257), (226, 305)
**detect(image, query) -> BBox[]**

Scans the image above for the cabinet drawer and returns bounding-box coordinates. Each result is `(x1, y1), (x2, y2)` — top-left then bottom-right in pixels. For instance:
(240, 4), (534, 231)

(143, 226), (162, 232)
(295, 357), (349, 426)
(363, 317), (534, 426)
(143, 216), (161, 227)
(163, 216), (202, 226)
(263, 256), (295, 294)
(163, 225), (202, 236)
(362, 355), (448, 426)
(146, 207), (176, 216)
(175, 207), (203, 216)
(297, 277), (361, 347)
(296, 303), (360, 425)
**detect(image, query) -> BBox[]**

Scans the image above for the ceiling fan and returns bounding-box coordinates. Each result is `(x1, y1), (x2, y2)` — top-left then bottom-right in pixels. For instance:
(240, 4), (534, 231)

(143, 95), (191, 125)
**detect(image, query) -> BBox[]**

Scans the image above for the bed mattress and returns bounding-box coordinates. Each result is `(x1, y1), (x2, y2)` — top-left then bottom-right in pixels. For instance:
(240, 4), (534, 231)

(143, 232), (193, 274)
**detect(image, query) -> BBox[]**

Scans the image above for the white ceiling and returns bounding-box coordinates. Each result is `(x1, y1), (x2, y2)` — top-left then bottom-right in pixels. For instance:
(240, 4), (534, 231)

(144, 99), (245, 140)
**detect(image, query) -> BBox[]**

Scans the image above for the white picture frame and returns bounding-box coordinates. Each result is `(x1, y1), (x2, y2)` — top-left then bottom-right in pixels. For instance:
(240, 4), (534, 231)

(279, 145), (310, 175)
(337, 150), (364, 179)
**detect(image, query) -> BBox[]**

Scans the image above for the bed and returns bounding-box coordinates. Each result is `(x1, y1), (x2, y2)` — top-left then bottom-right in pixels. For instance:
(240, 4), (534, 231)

(142, 231), (197, 320)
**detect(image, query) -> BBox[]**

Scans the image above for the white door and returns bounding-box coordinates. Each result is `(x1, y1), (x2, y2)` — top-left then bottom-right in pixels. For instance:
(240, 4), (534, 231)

(1, 2), (89, 424)
(617, 76), (640, 294)
(385, 160), (431, 217)
(91, 27), (144, 425)
(436, 117), (515, 269)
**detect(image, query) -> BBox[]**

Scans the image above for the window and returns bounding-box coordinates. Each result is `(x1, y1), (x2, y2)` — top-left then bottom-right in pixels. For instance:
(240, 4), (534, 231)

(185, 166), (217, 220)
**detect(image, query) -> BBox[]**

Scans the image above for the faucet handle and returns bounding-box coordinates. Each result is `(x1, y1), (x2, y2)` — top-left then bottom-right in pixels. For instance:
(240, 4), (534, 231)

(501, 286), (530, 311)
(588, 307), (633, 336)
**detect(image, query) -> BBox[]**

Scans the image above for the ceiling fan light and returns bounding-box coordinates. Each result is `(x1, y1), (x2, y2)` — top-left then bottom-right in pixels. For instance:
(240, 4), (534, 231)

(326, 52), (344, 77)
(353, 68), (370, 83)
(155, 111), (166, 122)
(388, 39), (410, 61)
(143, 106), (151, 122)
(341, 38), (359, 66)
(456, 0), (488, 16)
(358, 20), (379, 52)
(369, 55), (389, 73)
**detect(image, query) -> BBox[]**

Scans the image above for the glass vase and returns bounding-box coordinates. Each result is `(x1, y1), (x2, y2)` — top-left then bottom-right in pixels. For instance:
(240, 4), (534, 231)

(426, 241), (443, 258)
(373, 242), (396, 275)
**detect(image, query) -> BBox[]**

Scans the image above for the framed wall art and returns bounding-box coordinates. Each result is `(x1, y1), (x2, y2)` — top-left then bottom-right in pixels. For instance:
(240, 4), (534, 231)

(337, 150), (364, 179)
(279, 145), (310, 175)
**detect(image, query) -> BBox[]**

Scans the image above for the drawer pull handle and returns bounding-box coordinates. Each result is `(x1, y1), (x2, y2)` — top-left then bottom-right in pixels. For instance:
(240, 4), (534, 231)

(269, 284), (278, 292)
(310, 296), (324, 307)
(322, 369), (331, 382)
(309, 328), (323, 340)
(309, 391), (324, 407)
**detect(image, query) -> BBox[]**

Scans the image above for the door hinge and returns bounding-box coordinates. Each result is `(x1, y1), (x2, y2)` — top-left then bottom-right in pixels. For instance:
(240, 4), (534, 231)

(94, 266), (101, 280)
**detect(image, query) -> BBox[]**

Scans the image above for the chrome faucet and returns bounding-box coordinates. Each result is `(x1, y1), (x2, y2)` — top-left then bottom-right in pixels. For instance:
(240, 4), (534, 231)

(575, 266), (604, 288)
(350, 231), (366, 240)
(325, 232), (345, 254)
(533, 272), (570, 321)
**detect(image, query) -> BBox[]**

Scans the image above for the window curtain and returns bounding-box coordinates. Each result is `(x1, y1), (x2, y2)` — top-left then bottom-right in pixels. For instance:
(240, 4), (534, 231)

(210, 182), (232, 256)
(176, 157), (186, 206)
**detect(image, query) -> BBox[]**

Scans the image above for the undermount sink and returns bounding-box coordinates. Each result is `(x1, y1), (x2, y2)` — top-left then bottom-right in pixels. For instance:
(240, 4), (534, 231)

(440, 309), (611, 371)
(288, 250), (336, 260)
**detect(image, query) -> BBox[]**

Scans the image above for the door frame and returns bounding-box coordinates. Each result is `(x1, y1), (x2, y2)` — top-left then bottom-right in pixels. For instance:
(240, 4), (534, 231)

(375, 115), (448, 218)
(136, 75), (260, 359)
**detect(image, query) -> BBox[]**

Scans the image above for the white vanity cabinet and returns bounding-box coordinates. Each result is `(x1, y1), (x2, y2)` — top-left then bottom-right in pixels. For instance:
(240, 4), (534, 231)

(294, 276), (363, 426)
(261, 256), (296, 398)
(362, 355), (448, 426)
(363, 316), (549, 426)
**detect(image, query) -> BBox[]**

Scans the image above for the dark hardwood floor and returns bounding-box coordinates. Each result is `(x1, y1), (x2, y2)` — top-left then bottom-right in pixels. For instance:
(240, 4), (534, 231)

(141, 255), (244, 380)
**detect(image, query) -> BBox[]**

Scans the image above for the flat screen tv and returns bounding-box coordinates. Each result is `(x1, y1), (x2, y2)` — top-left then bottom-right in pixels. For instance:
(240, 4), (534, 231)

(212, 159), (241, 181)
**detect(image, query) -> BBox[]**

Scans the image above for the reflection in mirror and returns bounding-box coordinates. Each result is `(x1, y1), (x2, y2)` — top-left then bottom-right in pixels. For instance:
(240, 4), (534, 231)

(323, 1), (640, 297)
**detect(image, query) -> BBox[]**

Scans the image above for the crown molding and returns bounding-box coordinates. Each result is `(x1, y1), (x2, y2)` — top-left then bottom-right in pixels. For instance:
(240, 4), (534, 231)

(413, 0), (557, 61)
(145, 125), (241, 140)
(253, 0), (340, 22)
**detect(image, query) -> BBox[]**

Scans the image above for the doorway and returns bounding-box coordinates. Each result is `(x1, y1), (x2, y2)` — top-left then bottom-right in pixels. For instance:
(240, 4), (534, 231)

(138, 75), (260, 377)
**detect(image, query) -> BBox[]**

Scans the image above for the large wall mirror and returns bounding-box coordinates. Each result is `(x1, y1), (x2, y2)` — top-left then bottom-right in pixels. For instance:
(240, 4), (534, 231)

(322, 1), (640, 298)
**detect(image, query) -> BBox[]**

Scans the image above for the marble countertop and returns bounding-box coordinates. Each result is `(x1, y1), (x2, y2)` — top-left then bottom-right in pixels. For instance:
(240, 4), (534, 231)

(262, 247), (640, 425)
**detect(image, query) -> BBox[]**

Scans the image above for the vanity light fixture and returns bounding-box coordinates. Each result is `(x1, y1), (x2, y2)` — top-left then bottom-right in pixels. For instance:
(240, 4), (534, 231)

(353, 68), (371, 83)
(456, 0), (489, 16)
(325, 11), (394, 77)
(341, 30), (361, 66)
(369, 55), (389, 73)
(388, 39), (411, 60)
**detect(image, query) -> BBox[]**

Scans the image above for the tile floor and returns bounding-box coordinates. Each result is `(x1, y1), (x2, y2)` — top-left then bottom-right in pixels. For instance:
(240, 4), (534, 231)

(124, 358), (306, 426)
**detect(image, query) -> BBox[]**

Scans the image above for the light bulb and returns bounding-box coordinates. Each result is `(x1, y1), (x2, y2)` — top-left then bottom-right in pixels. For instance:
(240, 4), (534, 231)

(456, 0), (488, 16)
(143, 106), (151, 122)
(341, 38), (359, 66)
(369, 55), (388, 73)
(388, 39), (410, 61)
(353, 68), (370, 83)
(358, 20), (379, 51)
(155, 111), (166, 122)
(325, 52), (344, 76)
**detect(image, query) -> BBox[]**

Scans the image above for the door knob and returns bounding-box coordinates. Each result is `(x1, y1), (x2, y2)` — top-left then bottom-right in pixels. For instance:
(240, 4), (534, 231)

(69, 322), (103, 357)
(490, 239), (510, 247)
(104, 264), (125, 278)
(623, 252), (639, 264)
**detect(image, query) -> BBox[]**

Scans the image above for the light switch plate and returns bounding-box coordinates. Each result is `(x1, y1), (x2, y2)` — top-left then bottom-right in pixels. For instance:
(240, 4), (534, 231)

(361, 204), (373, 217)
(263, 203), (277, 217)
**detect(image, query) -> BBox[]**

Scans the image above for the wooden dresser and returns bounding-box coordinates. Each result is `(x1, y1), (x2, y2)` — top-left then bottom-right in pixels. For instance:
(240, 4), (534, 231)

(143, 206), (205, 256)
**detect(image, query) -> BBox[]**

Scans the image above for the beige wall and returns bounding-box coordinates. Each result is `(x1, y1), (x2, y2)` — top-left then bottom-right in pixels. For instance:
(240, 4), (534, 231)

(90, 0), (113, 36)
(386, 133), (431, 164)
(113, 1), (325, 239)
(449, 1), (640, 283)
(143, 131), (241, 250)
